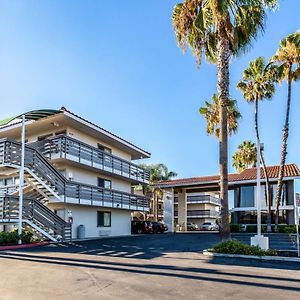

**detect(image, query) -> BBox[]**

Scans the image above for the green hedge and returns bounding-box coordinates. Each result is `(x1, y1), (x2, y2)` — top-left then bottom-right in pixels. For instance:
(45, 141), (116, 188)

(0, 230), (33, 246)
(210, 240), (277, 256)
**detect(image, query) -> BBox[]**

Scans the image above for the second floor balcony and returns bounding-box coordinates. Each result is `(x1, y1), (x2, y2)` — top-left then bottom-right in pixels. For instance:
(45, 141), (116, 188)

(32, 135), (150, 185)
(174, 195), (221, 205)
(174, 210), (219, 218)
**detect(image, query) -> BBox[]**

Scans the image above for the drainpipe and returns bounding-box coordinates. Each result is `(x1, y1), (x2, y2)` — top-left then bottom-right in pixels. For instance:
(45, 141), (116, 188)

(18, 114), (26, 245)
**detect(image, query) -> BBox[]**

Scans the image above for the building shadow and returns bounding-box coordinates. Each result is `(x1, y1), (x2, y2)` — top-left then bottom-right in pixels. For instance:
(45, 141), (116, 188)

(0, 251), (300, 293)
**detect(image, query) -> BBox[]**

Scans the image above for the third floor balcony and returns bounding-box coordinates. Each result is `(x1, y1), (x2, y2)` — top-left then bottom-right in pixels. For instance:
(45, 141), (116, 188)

(31, 135), (150, 185)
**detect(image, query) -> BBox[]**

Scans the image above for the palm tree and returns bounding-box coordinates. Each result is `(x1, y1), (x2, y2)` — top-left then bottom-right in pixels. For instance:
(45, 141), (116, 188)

(199, 94), (241, 139)
(237, 56), (278, 231)
(139, 163), (177, 221)
(172, 0), (276, 238)
(232, 141), (257, 173)
(270, 32), (300, 228)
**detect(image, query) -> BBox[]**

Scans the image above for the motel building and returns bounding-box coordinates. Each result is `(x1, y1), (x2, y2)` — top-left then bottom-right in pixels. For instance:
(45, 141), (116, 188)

(158, 165), (300, 232)
(0, 107), (150, 241)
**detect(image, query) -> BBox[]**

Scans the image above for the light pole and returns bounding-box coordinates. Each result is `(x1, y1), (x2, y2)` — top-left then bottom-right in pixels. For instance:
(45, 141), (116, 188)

(18, 114), (26, 245)
(251, 142), (269, 250)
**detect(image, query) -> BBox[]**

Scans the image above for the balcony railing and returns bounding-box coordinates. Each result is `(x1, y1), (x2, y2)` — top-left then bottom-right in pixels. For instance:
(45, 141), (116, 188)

(174, 195), (221, 205)
(31, 135), (150, 184)
(174, 210), (219, 218)
(0, 138), (149, 211)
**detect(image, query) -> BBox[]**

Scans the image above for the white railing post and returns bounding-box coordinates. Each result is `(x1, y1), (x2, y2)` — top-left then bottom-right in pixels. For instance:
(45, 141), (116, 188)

(18, 114), (26, 245)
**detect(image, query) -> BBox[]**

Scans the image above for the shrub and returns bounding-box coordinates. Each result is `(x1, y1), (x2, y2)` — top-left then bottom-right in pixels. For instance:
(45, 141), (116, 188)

(230, 224), (241, 233)
(282, 225), (297, 234)
(0, 230), (33, 246)
(209, 240), (277, 256)
(246, 225), (257, 233)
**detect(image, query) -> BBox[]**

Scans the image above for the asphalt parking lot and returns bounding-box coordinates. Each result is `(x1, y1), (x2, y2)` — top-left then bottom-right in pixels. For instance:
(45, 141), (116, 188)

(0, 233), (299, 300)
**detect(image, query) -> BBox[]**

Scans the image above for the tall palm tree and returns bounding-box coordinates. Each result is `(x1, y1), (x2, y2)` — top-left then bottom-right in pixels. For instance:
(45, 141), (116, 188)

(270, 32), (300, 228)
(237, 57), (278, 231)
(139, 163), (177, 221)
(199, 94), (241, 139)
(232, 141), (257, 173)
(172, 0), (276, 238)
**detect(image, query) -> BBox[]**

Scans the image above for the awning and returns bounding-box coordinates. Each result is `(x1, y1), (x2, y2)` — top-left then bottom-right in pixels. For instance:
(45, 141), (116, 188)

(0, 109), (62, 127)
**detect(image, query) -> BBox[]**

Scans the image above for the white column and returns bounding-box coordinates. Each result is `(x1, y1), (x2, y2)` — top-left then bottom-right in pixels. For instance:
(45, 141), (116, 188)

(163, 188), (174, 232)
(293, 192), (300, 257)
(178, 189), (187, 231)
(18, 114), (26, 245)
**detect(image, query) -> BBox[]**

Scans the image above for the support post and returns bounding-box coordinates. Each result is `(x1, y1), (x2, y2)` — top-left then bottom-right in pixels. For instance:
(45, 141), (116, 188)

(18, 114), (26, 245)
(294, 193), (300, 257)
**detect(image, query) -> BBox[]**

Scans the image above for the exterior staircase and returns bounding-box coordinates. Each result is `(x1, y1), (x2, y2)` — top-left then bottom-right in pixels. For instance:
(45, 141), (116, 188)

(0, 138), (149, 242)
(0, 139), (70, 242)
(0, 195), (71, 242)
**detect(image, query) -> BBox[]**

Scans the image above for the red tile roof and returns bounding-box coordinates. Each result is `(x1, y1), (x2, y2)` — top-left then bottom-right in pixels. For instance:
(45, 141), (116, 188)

(158, 164), (300, 187)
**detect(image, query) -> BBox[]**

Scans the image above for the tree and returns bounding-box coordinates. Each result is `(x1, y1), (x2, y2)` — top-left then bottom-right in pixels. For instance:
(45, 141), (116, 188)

(172, 0), (277, 238)
(232, 141), (257, 173)
(199, 94), (241, 139)
(139, 163), (177, 221)
(237, 56), (278, 231)
(270, 32), (300, 228)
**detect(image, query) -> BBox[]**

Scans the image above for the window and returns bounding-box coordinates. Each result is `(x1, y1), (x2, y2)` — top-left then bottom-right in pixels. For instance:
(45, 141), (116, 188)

(55, 130), (67, 136)
(97, 143), (112, 154)
(38, 133), (53, 141)
(97, 211), (111, 227)
(98, 177), (112, 189)
(240, 186), (255, 207)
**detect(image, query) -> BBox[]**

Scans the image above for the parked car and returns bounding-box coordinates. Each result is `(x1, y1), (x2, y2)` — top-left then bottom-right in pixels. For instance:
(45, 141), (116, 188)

(131, 221), (153, 234)
(152, 222), (168, 233)
(187, 222), (198, 231)
(200, 222), (219, 231)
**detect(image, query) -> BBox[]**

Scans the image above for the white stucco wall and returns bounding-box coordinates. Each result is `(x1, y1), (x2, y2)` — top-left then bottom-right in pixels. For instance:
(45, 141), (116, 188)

(48, 203), (131, 239)
(67, 127), (132, 161)
(56, 164), (131, 193)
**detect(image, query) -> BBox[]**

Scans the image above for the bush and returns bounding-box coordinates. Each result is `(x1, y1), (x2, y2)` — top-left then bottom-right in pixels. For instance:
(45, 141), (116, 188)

(230, 224), (241, 233)
(282, 225), (297, 234)
(0, 230), (33, 246)
(209, 240), (277, 256)
(246, 225), (257, 233)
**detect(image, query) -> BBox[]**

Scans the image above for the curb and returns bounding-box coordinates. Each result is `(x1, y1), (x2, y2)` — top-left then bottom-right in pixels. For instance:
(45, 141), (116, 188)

(203, 250), (300, 262)
(0, 242), (49, 251)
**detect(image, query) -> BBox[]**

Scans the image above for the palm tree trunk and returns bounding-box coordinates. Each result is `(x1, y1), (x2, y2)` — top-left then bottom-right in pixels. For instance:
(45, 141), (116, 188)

(217, 24), (230, 239)
(275, 67), (292, 229)
(254, 98), (272, 232)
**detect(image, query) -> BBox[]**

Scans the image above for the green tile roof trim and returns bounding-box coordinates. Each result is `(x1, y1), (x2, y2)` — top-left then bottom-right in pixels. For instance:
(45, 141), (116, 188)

(0, 116), (16, 126)
(0, 109), (62, 127)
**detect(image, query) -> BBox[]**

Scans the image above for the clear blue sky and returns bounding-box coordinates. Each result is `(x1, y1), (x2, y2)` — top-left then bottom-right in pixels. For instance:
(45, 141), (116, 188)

(0, 0), (299, 178)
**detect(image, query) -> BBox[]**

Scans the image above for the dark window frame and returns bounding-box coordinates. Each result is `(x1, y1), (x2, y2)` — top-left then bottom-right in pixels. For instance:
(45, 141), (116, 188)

(97, 211), (111, 227)
(97, 143), (112, 154)
(97, 177), (112, 189)
(38, 133), (53, 141)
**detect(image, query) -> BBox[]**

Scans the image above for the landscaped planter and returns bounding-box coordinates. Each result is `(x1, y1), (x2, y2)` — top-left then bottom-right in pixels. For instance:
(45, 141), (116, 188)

(0, 241), (49, 251)
(203, 249), (300, 262)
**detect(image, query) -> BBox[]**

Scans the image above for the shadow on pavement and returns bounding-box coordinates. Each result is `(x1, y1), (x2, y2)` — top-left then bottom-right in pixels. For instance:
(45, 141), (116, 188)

(0, 250), (300, 293)
(14, 233), (222, 260)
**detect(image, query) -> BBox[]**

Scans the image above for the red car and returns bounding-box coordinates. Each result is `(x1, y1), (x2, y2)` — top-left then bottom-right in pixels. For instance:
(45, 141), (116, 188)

(131, 221), (153, 234)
